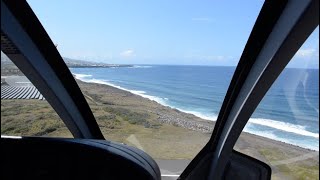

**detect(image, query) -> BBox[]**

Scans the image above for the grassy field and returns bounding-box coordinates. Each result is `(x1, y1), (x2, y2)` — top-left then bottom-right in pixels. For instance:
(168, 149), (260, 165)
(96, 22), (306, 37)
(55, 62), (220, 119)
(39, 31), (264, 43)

(1, 98), (210, 160)
(258, 148), (319, 180)
(1, 80), (319, 179)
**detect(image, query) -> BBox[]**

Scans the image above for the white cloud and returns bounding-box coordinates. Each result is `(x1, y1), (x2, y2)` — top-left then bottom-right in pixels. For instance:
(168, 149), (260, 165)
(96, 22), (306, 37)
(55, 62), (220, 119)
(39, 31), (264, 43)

(295, 48), (317, 58)
(191, 17), (213, 23)
(120, 49), (136, 58)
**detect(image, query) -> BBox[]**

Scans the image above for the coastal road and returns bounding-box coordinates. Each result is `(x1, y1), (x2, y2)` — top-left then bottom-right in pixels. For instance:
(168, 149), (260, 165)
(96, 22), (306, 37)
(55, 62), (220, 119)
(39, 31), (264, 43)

(156, 159), (190, 180)
(126, 135), (190, 179)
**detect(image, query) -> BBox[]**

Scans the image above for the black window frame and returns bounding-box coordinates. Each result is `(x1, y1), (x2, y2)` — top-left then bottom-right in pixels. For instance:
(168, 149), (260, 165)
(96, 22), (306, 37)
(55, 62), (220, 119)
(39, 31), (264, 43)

(1, 0), (319, 179)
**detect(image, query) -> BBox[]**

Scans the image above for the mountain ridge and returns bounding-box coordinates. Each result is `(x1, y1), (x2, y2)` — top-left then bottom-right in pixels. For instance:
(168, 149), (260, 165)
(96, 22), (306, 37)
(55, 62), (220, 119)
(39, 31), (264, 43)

(1, 52), (132, 68)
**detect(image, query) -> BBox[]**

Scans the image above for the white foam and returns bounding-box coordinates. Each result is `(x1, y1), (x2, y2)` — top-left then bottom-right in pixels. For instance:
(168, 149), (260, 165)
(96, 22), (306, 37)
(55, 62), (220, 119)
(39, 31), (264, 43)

(86, 79), (127, 91)
(243, 127), (319, 151)
(76, 77), (169, 105)
(130, 90), (146, 94)
(176, 109), (218, 121)
(243, 128), (280, 140)
(129, 90), (168, 104)
(130, 65), (153, 68)
(85, 79), (217, 120)
(248, 118), (319, 138)
(73, 73), (92, 79)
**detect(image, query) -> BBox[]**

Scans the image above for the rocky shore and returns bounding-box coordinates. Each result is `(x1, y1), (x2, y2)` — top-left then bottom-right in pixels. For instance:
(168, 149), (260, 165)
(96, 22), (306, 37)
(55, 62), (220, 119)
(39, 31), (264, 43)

(155, 110), (214, 133)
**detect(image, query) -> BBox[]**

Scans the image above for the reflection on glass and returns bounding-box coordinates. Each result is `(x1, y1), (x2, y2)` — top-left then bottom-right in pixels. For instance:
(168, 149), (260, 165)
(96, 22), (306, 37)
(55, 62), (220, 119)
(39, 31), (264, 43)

(236, 29), (319, 180)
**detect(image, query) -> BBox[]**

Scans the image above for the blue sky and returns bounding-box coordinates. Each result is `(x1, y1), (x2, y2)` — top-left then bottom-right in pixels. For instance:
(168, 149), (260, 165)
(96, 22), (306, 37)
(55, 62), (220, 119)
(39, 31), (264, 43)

(27, 0), (318, 68)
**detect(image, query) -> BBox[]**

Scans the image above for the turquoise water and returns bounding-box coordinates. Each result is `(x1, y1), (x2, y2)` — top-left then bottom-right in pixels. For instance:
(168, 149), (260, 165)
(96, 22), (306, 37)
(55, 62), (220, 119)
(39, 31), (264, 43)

(70, 65), (319, 150)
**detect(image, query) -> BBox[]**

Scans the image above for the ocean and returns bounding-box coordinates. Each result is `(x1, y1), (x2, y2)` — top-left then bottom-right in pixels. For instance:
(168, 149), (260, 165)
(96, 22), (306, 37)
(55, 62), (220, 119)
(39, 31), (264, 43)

(70, 65), (319, 151)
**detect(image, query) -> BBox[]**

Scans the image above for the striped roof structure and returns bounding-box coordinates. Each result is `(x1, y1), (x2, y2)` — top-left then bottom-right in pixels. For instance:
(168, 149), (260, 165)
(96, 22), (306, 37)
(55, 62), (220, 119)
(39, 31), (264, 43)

(1, 85), (45, 100)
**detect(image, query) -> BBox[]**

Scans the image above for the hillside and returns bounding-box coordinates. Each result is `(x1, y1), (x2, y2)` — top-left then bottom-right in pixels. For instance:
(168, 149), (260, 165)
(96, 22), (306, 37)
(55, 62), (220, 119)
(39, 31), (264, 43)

(63, 57), (132, 68)
(1, 52), (132, 75)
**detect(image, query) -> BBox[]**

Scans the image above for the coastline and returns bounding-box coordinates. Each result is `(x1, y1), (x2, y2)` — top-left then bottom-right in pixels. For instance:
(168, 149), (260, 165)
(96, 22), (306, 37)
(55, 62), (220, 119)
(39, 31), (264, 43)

(75, 77), (319, 179)
(1, 75), (318, 179)
(75, 77), (318, 152)
(76, 78), (215, 133)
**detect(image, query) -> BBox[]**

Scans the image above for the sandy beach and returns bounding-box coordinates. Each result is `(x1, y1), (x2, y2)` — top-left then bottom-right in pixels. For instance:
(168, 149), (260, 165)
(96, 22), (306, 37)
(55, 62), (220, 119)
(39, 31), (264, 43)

(1, 77), (319, 179)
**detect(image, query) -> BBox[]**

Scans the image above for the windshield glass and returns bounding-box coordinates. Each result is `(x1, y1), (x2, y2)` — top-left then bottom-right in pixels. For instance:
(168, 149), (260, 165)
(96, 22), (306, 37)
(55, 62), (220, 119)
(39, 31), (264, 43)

(235, 27), (319, 180)
(25, 0), (261, 155)
(2, 0), (316, 178)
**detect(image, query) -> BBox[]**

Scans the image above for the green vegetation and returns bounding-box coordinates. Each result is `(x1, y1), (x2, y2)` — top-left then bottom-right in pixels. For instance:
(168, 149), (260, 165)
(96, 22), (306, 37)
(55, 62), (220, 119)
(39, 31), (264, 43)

(1, 100), (72, 137)
(259, 148), (319, 180)
(101, 106), (161, 128)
